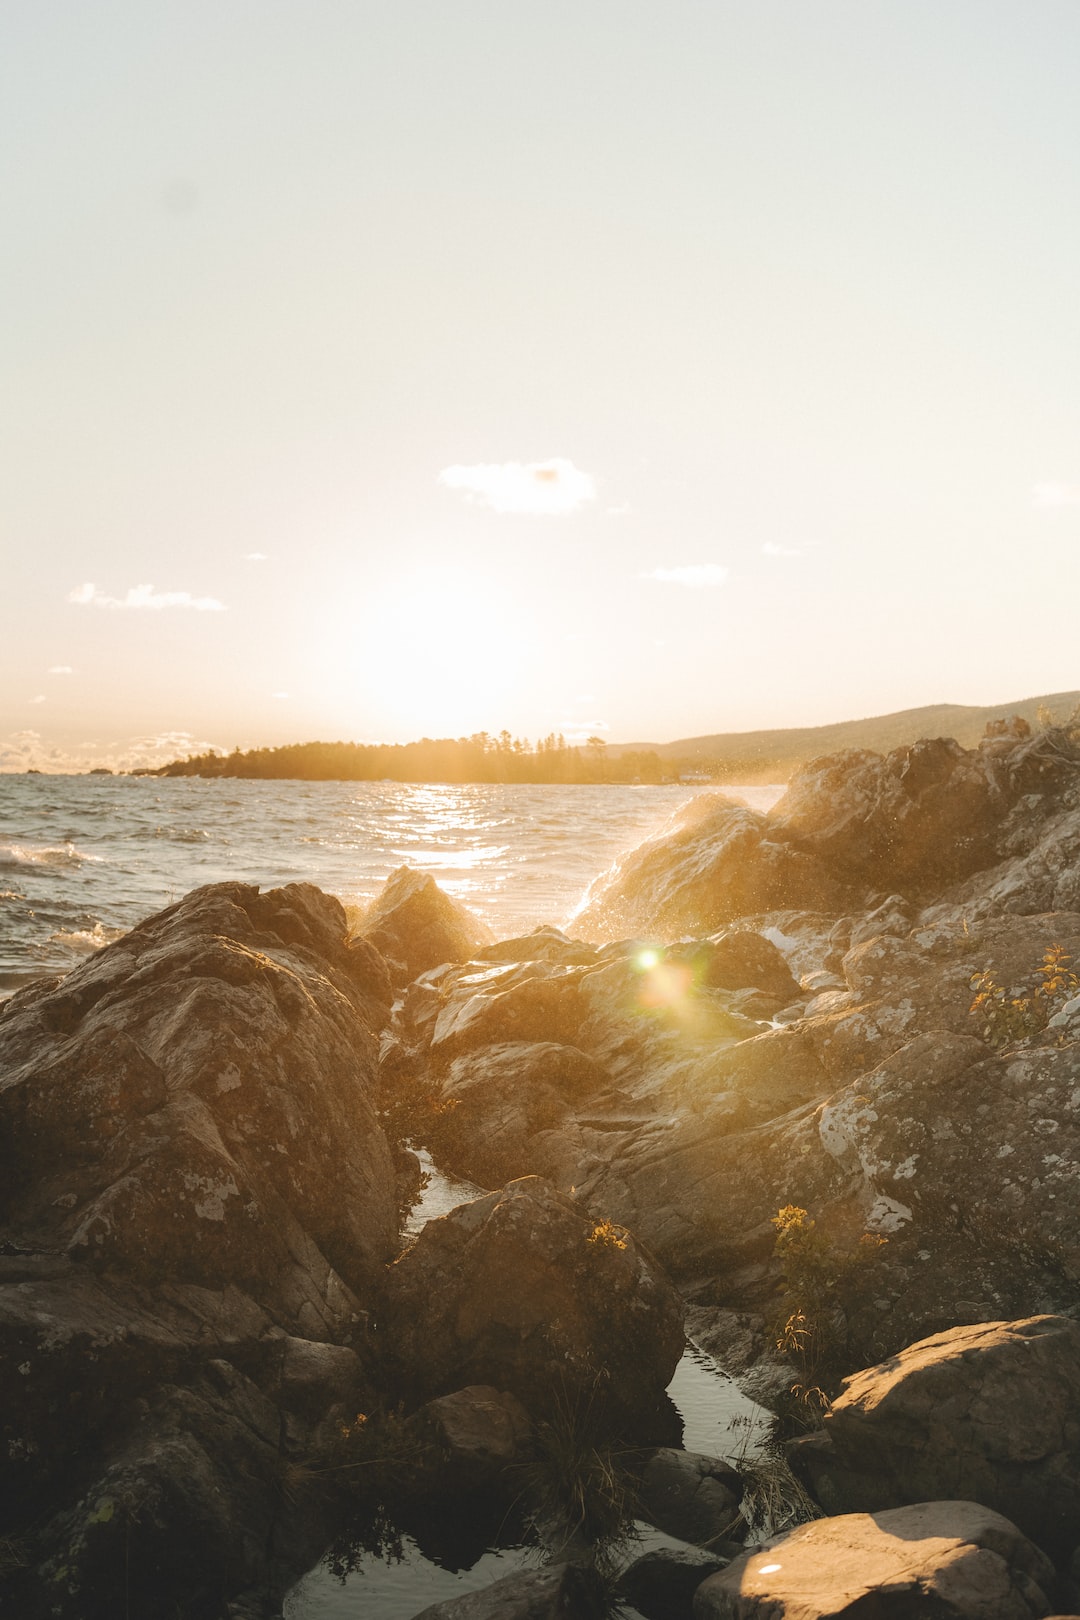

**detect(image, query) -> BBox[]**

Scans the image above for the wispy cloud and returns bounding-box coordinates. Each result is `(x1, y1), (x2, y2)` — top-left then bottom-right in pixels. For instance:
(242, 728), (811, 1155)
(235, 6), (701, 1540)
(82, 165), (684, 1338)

(47, 665), (73, 675)
(244, 551), (268, 562)
(640, 564), (729, 587)
(762, 542), (804, 557)
(438, 458), (596, 516)
(29, 695), (46, 705)
(1032, 482), (1080, 510)
(67, 582), (226, 612)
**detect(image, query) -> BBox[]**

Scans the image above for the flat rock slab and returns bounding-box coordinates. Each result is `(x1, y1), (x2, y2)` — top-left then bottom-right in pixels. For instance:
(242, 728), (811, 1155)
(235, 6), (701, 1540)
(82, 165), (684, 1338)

(692, 1500), (1056, 1619)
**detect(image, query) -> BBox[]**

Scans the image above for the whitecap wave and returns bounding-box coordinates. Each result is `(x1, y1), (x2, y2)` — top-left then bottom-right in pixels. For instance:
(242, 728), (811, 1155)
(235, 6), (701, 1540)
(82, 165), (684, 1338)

(0, 841), (101, 869)
(48, 921), (126, 953)
(151, 826), (211, 843)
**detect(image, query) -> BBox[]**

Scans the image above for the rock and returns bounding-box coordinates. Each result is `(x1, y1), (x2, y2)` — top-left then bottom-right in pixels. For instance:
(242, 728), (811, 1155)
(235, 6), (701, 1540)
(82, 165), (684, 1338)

(574, 795), (856, 942)
(401, 1385), (533, 1499)
(698, 932), (801, 1000)
(359, 866), (492, 983)
(693, 1500), (1057, 1618)
(638, 1448), (742, 1545)
(435, 1042), (611, 1186)
(0, 881), (396, 1306)
(619, 1546), (731, 1620)
(383, 1176), (685, 1423)
(0, 882), (397, 1617)
(788, 1316), (1080, 1562)
(408, 1561), (604, 1619)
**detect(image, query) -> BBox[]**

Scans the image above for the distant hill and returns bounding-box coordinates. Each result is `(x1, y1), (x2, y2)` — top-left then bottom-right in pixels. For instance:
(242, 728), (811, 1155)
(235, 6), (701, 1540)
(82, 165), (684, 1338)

(613, 690), (1080, 784)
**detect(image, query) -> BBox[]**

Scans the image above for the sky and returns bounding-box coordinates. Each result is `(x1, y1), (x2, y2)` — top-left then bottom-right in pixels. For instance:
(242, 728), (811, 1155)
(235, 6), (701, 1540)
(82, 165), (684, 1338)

(4, 1), (1080, 771)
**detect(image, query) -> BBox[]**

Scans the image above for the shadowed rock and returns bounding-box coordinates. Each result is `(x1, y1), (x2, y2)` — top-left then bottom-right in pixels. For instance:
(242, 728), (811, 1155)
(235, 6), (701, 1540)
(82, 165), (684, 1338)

(0, 882), (398, 1618)
(383, 1175), (685, 1425)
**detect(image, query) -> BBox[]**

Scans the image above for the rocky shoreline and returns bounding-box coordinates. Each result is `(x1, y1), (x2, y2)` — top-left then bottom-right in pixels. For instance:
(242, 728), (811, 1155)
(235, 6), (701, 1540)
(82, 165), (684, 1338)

(3, 718), (1080, 1617)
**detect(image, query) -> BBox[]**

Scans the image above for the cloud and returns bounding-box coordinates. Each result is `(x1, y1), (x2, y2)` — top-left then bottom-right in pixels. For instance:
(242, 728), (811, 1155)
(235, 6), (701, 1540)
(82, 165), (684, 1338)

(605, 502), (633, 518)
(29, 695), (46, 705)
(559, 719), (611, 742)
(1032, 482), (1080, 510)
(47, 665), (73, 675)
(640, 564), (729, 588)
(67, 582), (226, 611)
(438, 458), (596, 516)
(244, 552), (268, 561)
(762, 542), (804, 557)
(272, 691), (290, 699)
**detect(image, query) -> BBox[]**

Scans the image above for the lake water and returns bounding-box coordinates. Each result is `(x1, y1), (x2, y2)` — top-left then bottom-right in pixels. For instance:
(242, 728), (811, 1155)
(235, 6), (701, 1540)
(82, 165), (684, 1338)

(0, 774), (782, 993)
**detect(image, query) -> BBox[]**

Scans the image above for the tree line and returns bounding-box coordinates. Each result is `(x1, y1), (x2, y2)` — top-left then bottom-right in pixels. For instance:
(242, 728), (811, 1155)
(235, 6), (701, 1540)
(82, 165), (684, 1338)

(148, 731), (677, 785)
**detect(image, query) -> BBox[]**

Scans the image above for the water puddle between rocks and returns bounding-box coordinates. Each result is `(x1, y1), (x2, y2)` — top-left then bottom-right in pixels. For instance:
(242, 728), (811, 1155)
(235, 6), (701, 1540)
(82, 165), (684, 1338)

(284, 1157), (773, 1619)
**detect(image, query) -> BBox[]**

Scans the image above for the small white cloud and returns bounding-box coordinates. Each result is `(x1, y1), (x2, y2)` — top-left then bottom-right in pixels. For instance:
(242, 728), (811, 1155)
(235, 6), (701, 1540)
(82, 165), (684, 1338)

(574, 693), (596, 704)
(47, 665), (73, 675)
(272, 691), (290, 699)
(762, 542), (804, 557)
(640, 564), (729, 588)
(1033, 482), (1080, 510)
(438, 458), (596, 516)
(560, 718), (610, 739)
(605, 502), (633, 517)
(67, 582), (226, 611)
(244, 552), (268, 562)
(29, 695), (46, 705)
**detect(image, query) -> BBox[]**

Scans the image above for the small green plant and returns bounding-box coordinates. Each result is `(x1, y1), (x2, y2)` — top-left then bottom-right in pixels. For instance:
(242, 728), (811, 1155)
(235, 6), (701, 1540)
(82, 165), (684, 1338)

(969, 943), (1080, 1049)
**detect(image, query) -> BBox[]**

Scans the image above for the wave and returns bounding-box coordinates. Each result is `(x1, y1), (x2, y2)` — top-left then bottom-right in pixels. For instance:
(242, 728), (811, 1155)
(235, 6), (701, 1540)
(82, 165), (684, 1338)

(48, 921), (126, 953)
(0, 841), (102, 870)
(151, 826), (212, 843)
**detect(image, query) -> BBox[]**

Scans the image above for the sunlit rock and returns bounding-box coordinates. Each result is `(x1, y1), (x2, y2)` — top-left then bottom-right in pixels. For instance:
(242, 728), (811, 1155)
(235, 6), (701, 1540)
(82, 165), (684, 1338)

(693, 1500), (1056, 1618)
(359, 865), (493, 984)
(789, 1316), (1080, 1563)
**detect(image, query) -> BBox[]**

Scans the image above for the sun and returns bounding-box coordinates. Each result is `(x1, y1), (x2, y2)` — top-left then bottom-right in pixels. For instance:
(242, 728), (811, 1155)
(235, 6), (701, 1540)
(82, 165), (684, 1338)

(324, 567), (530, 736)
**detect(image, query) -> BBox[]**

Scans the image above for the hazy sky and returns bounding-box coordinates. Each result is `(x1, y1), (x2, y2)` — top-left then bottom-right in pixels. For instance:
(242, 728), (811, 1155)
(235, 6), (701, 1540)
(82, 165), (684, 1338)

(5, 2), (1080, 770)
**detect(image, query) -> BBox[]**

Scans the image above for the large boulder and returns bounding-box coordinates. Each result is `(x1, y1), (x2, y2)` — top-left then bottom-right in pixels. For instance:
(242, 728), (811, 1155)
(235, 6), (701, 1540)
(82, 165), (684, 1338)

(789, 1316), (1080, 1562)
(0, 882), (398, 1617)
(576, 728), (1080, 943)
(359, 866), (492, 983)
(383, 1176), (685, 1424)
(0, 881), (396, 1307)
(693, 1501), (1057, 1618)
(573, 796), (855, 942)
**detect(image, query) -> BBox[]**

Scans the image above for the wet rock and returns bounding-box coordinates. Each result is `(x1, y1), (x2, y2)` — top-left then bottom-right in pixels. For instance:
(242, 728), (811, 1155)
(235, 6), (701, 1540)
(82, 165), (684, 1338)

(692, 1500), (1057, 1618)
(401, 1385), (533, 1499)
(409, 1561), (605, 1619)
(619, 1547), (731, 1620)
(359, 865), (492, 984)
(383, 1176), (685, 1424)
(789, 1316), (1080, 1562)
(638, 1447), (742, 1545)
